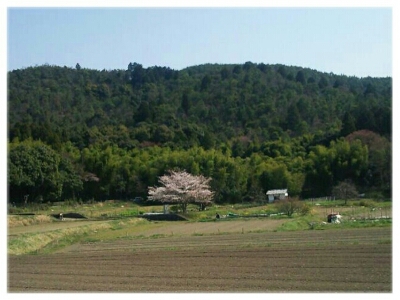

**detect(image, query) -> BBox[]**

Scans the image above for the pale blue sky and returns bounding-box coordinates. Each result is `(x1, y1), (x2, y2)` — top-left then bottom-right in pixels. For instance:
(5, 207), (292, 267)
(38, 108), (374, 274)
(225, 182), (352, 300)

(7, 7), (392, 77)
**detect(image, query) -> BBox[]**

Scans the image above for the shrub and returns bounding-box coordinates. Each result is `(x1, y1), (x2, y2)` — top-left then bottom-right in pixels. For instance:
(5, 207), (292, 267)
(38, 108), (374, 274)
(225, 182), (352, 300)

(358, 199), (377, 208)
(275, 197), (306, 217)
(299, 202), (312, 216)
(169, 205), (180, 213)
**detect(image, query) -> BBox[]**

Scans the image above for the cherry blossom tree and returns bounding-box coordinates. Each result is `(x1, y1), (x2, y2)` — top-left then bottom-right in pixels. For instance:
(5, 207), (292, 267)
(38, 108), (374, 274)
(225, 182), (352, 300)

(147, 170), (214, 214)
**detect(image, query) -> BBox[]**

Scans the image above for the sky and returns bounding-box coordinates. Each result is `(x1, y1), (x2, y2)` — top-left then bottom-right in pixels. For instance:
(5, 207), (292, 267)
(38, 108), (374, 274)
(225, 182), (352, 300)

(6, 5), (393, 78)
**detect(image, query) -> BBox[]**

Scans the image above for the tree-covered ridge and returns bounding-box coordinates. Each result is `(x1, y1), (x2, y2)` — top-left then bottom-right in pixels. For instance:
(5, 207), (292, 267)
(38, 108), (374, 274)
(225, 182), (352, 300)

(8, 62), (391, 149)
(7, 62), (392, 204)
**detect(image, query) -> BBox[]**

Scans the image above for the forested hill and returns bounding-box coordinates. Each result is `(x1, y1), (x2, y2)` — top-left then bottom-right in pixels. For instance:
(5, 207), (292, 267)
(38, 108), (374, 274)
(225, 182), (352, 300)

(8, 62), (391, 149)
(8, 62), (392, 204)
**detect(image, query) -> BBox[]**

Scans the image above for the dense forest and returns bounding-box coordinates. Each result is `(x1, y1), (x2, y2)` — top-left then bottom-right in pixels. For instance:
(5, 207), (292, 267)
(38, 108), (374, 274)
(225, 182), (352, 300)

(7, 62), (392, 204)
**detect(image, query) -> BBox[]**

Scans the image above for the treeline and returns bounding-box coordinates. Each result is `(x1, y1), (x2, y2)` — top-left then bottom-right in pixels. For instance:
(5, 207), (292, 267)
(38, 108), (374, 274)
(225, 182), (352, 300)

(8, 130), (390, 204)
(7, 63), (392, 204)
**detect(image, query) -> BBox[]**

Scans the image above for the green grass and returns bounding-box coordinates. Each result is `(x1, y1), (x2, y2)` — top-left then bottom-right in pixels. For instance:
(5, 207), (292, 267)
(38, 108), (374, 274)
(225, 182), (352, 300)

(8, 218), (153, 255)
(8, 199), (392, 255)
(9, 199), (391, 223)
(342, 218), (392, 228)
(275, 218), (310, 232)
(8, 221), (114, 255)
(305, 198), (391, 208)
(274, 215), (392, 232)
(9, 215), (391, 255)
(8, 201), (164, 219)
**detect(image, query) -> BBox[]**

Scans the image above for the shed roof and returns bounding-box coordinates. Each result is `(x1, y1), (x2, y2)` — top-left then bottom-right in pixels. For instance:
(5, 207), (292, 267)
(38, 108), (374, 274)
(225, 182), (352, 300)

(266, 189), (288, 195)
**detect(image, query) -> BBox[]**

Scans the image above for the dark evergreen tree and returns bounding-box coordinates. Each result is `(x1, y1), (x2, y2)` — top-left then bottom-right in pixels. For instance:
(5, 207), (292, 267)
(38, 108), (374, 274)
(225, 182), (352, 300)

(181, 91), (190, 114)
(295, 70), (306, 85)
(318, 76), (329, 89)
(341, 111), (357, 136)
(287, 103), (302, 133)
(201, 75), (211, 91)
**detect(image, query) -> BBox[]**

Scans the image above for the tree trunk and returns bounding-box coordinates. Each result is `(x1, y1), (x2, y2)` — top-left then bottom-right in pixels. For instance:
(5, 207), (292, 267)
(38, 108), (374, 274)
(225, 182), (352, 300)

(180, 203), (188, 214)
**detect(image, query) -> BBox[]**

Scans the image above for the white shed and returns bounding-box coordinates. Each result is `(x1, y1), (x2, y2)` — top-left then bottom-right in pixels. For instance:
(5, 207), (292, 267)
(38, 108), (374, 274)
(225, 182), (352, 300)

(266, 189), (288, 203)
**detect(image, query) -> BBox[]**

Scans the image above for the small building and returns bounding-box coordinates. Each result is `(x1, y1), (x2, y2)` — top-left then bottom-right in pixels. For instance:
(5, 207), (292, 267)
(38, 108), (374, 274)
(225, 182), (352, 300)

(266, 189), (288, 203)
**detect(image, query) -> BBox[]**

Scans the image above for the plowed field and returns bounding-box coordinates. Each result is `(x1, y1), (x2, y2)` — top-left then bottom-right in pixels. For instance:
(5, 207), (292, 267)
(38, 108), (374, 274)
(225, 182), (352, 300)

(8, 227), (391, 292)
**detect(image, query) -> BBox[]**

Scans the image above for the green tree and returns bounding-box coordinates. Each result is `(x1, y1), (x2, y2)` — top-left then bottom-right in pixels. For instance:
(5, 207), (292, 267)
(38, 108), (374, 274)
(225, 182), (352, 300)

(345, 130), (391, 193)
(295, 70), (306, 85)
(181, 91), (190, 114)
(220, 67), (230, 80)
(129, 62), (145, 88)
(318, 76), (329, 89)
(341, 111), (357, 136)
(277, 65), (287, 78)
(153, 124), (174, 143)
(59, 156), (83, 200)
(329, 139), (368, 185)
(201, 75), (211, 91)
(302, 145), (333, 197)
(286, 103), (302, 134)
(8, 140), (81, 203)
(8, 140), (60, 203)
(135, 102), (152, 123)
(200, 130), (215, 150)
(259, 162), (291, 193)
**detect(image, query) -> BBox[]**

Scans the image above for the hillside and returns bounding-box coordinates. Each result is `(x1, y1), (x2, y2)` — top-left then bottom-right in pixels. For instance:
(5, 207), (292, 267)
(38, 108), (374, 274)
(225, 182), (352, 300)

(7, 62), (392, 203)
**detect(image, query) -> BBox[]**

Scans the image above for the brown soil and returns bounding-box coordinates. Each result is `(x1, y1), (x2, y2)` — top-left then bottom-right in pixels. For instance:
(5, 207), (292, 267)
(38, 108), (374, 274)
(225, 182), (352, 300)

(8, 227), (391, 292)
(128, 218), (288, 237)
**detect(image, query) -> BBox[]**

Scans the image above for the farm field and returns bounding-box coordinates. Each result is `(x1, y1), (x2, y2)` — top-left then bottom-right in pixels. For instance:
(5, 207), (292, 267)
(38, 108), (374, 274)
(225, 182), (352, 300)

(8, 226), (391, 292)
